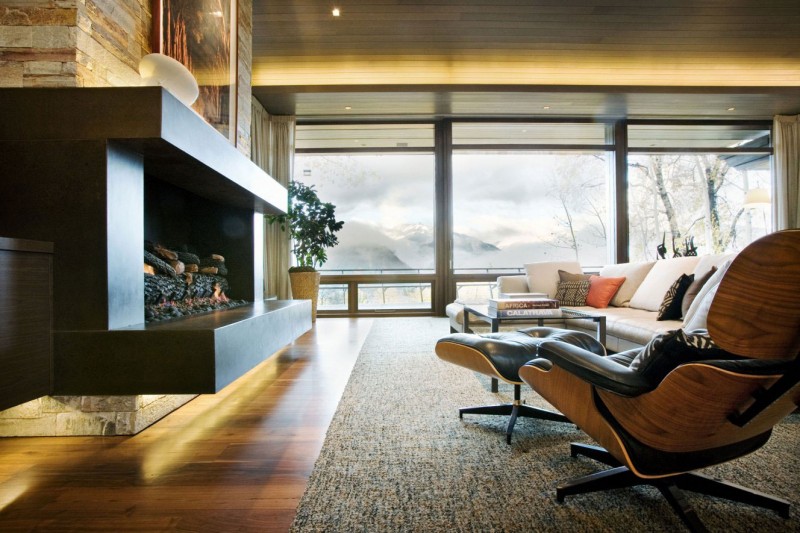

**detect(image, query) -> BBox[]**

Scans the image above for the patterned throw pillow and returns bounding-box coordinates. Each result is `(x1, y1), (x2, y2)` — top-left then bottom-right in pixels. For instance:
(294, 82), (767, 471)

(657, 273), (695, 321)
(629, 329), (733, 385)
(555, 280), (590, 306)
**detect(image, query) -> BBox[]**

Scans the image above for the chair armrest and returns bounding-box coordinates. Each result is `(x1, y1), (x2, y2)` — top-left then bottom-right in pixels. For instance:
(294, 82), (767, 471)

(534, 340), (653, 397)
(496, 275), (529, 294)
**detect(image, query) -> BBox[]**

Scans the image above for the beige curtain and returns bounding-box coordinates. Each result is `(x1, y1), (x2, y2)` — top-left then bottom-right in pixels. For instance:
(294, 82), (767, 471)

(773, 115), (800, 230)
(251, 99), (295, 299)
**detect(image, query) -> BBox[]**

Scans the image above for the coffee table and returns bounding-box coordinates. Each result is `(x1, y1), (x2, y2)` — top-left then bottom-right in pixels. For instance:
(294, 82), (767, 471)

(463, 304), (606, 392)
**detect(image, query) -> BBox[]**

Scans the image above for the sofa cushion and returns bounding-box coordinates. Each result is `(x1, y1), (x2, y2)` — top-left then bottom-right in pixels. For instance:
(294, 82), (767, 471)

(629, 256), (701, 312)
(586, 275), (626, 308)
(555, 280), (590, 306)
(681, 266), (716, 317)
(657, 273), (694, 320)
(598, 261), (656, 307)
(692, 252), (736, 279)
(558, 269), (591, 282)
(565, 305), (682, 347)
(524, 261), (582, 298)
(496, 275), (530, 295)
(682, 260), (732, 331)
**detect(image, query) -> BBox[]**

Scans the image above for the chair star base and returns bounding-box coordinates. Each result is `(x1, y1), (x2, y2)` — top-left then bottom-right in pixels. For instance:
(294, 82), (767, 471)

(459, 384), (569, 444)
(557, 443), (791, 533)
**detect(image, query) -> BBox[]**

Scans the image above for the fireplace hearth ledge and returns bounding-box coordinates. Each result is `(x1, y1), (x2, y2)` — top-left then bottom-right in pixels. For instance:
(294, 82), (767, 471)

(53, 300), (312, 395)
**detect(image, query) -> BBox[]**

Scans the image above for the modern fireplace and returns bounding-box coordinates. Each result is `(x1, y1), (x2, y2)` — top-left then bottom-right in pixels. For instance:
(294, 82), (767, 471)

(0, 87), (311, 399)
(143, 177), (253, 322)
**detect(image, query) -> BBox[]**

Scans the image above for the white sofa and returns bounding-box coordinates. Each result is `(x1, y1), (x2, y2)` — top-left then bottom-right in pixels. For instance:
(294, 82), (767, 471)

(446, 254), (734, 352)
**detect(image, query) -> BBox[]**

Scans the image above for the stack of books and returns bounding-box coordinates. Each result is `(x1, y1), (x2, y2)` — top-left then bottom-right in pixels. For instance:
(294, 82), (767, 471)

(498, 292), (547, 299)
(487, 297), (562, 318)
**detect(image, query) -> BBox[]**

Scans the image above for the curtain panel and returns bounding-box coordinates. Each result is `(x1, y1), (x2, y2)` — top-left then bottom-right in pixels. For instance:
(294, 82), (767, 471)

(251, 99), (295, 299)
(773, 115), (800, 230)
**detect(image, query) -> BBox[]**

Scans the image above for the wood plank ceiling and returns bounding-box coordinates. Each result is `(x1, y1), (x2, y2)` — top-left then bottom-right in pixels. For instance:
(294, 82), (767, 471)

(251, 0), (800, 120)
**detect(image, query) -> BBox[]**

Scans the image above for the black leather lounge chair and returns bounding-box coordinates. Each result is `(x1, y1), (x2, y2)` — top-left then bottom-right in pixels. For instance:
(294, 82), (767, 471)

(518, 229), (800, 532)
(435, 327), (604, 444)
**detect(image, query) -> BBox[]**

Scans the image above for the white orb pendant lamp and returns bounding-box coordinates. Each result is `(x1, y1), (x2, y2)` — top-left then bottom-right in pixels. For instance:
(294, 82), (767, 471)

(138, 53), (199, 107)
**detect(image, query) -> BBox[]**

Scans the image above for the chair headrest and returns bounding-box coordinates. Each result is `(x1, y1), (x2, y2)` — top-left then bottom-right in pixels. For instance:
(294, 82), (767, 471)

(708, 230), (800, 360)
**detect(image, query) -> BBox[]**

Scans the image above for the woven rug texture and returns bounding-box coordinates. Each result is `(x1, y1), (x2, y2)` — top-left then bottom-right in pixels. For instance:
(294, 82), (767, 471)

(291, 318), (800, 532)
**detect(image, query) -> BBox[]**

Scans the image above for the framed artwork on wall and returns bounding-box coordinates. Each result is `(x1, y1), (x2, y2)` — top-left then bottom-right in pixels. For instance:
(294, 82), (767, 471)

(152, 0), (238, 144)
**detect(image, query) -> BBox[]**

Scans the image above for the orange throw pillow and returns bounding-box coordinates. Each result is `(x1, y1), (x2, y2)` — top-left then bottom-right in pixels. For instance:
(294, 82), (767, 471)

(586, 275), (626, 308)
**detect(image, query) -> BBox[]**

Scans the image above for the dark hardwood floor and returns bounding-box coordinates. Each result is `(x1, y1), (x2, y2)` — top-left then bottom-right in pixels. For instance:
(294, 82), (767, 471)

(0, 318), (374, 532)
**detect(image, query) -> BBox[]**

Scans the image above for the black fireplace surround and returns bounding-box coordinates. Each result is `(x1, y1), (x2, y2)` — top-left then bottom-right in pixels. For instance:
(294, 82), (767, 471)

(0, 87), (311, 397)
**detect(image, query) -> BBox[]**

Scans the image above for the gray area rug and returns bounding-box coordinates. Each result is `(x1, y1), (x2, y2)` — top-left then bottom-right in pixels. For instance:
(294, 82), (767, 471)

(291, 318), (800, 532)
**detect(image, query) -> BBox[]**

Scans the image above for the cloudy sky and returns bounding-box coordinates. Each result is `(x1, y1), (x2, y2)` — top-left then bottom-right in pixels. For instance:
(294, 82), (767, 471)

(295, 153), (610, 271)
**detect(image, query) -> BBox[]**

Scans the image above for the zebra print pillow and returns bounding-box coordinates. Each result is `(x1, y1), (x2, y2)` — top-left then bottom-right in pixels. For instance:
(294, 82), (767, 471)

(555, 280), (590, 306)
(629, 328), (734, 384)
(657, 273), (695, 320)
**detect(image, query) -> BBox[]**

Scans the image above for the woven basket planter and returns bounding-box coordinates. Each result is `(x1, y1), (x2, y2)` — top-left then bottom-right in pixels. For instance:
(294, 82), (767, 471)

(289, 270), (321, 321)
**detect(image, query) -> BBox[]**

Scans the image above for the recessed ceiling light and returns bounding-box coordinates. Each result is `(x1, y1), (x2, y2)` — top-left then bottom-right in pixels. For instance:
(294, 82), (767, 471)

(332, 7), (340, 16)
(542, 106), (551, 110)
(345, 106), (352, 110)
(727, 107), (736, 111)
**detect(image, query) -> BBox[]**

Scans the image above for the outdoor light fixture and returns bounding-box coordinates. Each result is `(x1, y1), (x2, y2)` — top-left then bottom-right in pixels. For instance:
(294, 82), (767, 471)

(743, 187), (770, 208)
(138, 53), (199, 107)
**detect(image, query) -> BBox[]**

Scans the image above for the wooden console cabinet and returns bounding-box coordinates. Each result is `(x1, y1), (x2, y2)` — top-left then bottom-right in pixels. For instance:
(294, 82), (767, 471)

(0, 238), (53, 411)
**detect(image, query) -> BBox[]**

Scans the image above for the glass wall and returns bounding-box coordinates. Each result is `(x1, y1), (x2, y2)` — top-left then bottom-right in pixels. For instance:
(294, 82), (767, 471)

(449, 122), (614, 301)
(294, 124), (436, 313)
(627, 124), (772, 261)
(294, 153), (436, 274)
(293, 120), (773, 316)
(452, 152), (612, 270)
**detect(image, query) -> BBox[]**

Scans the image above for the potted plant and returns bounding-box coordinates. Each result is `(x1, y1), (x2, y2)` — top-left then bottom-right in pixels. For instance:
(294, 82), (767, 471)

(267, 181), (344, 320)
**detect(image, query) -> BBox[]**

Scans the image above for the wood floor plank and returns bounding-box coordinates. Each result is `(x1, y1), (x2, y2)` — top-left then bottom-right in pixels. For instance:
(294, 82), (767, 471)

(0, 318), (373, 532)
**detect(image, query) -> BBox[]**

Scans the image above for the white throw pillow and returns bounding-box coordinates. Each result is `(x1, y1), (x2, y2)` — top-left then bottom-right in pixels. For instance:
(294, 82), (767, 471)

(692, 252), (736, 279)
(598, 261), (656, 307)
(496, 275), (530, 295)
(524, 261), (582, 298)
(629, 256), (701, 312)
(682, 259), (732, 330)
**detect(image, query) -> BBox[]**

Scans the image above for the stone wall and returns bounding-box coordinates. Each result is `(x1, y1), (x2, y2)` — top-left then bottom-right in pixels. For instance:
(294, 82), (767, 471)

(74, 0), (150, 87)
(0, 395), (196, 436)
(0, 0), (148, 87)
(0, 2), (79, 87)
(236, 0), (252, 158)
(0, 0), (254, 436)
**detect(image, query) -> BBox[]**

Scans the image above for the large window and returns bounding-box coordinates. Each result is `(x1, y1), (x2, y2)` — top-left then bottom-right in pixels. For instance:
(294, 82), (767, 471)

(294, 154), (435, 273)
(295, 124), (435, 313)
(450, 122), (614, 301)
(452, 152), (612, 270)
(452, 121), (614, 269)
(292, 120), (773, 316)
(627, 124), (772, 261)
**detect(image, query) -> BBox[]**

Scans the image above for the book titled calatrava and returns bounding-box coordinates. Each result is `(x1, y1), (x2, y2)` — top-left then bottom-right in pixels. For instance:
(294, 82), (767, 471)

(489, 307), (563, 318)
(488, 298), (560, 310)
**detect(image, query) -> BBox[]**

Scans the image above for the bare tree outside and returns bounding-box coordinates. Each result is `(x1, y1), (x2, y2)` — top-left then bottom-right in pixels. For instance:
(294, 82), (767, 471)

(547, 155), (608, 263)
(629, 153), (770, 261)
